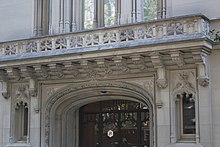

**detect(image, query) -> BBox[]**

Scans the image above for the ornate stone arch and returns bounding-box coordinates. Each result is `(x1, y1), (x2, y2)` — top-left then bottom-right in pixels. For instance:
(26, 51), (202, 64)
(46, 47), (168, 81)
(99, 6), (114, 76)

(43, 81), (155, 147)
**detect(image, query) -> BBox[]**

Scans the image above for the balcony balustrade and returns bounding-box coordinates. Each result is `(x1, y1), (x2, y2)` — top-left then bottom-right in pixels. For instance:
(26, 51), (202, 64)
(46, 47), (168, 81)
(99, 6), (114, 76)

(0, 14), (210, 57)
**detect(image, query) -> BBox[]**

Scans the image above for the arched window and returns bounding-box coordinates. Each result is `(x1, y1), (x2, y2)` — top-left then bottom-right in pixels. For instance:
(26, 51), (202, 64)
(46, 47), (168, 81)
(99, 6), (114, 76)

(15, 101), (29, 141)
(172, 72), (197, 142)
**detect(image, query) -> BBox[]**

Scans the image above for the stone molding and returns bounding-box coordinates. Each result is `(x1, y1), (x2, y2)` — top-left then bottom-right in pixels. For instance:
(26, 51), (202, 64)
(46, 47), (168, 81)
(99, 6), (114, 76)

(43, 81), (154, 147)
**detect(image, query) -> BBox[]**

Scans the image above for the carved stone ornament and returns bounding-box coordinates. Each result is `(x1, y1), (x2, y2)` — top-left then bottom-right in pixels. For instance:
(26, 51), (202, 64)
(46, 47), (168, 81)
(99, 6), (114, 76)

(144, 79), (154, 96)
(14, 84), (30, 106)
(198, 76), (209, 87)
(28, 88), (37, 97)
(172, 72), (196, 101)
(192, 51), (210, 87)
(156, 79), (168, 89)
(2, 91), (10, 99)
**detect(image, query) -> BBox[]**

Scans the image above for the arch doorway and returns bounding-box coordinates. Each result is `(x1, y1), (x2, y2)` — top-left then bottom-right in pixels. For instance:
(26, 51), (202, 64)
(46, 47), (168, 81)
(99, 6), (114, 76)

(44, 82), (154, 147)
(79, 100), (150, 147)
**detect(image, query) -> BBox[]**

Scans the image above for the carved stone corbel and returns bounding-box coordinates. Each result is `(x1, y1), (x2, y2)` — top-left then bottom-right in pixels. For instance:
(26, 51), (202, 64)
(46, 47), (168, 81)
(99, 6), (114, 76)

(150, 52), (168, 89)
(96, 59), (113, 75)
(131, 54), (147, 70)
(33, 65), (50, 79)
(63, 61), (80, 77)
(48, 63), (64, 78)
(192, 51), (209, 87)
(0, 70), (11, 99)
(6, 67), (21, 81)
(28, 78), (38, 97)
(170, 50), (185, 67)
(1, 82), (11, 99)
(113, 56), (130, 73)
(81, 60), (98, 79)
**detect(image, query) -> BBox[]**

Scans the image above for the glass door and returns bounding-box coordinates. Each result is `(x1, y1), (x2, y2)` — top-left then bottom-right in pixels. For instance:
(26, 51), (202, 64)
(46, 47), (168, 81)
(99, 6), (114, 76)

(79, 100), (150, 147)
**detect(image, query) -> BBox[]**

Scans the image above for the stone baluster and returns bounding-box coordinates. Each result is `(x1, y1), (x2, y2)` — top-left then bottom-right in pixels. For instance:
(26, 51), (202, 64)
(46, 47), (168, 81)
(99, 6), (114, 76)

(152, 25), (156, 38)
(37, 41), (41, 51)
(99, 33), (104, 45)
(52, 38), (56, 50)
(66, 37), (71, 49)
(82, 36), (86, 47)
(194, 18), (199, 33)
(15, 44), (19, 55)
(134, 28), (138, 40)
(183, 20), (187, 35)
(163, 23), (167, 37)
(116, 30), (121, 42)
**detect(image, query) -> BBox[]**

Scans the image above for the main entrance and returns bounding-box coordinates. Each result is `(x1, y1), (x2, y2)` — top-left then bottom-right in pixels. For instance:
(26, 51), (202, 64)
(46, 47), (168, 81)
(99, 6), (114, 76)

(79, 100), (150, 147)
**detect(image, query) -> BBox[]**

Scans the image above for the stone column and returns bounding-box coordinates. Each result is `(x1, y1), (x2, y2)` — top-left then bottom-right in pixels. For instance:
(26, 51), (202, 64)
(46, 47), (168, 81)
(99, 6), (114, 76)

(0, 82), (11, 147)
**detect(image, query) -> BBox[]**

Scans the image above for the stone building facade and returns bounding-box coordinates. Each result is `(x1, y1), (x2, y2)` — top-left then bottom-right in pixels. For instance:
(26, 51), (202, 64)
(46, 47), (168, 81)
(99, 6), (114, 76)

(0, 0), (220, 147)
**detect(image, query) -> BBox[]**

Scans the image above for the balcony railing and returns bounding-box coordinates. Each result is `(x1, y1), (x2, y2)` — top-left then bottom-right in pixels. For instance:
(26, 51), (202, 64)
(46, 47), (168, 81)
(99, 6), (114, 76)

(0, 14), (210, 57)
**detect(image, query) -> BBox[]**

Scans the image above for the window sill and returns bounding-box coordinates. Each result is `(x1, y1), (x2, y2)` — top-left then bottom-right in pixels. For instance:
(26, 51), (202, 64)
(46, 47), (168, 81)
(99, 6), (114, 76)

(6, 142), (32, 147)
(166, 143), (204, 147)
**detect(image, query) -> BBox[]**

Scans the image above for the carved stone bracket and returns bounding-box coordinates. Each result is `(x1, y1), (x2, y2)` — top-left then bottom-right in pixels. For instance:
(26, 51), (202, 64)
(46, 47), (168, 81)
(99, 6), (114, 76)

(170, 51), (185, 67)
(1, 82), (10, 99)
(28, 78), (38, 97)
(113, 56), (130, 73)
(6, 67), (21, 81)
(131, 54), (147, 70)
(198, 76), (209, 87)
(96, 59), (113, 75)
(192, 51), (209, 87)
(150, 52), (168, 89)
(81, 60), (98, 80)
(48, 63), (64, 78)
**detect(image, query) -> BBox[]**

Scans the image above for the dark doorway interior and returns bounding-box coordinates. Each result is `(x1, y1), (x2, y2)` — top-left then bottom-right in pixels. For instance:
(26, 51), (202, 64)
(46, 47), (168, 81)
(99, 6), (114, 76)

(79, 100), (150, 147)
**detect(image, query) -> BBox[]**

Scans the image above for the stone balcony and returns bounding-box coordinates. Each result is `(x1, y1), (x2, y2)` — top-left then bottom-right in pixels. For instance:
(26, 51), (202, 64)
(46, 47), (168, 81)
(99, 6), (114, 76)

(0, 14), (211, 59)
(0, 14), (213, 89)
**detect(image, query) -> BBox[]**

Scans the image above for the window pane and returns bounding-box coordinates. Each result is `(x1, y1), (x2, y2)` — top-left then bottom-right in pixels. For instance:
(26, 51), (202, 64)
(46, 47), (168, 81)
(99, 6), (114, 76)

(83, 0), (95, 29)
(104, 0), (116, 27)
(144, 0), (157, 21)
(23, 107), (28, 136)
(182, 94), (196, 134)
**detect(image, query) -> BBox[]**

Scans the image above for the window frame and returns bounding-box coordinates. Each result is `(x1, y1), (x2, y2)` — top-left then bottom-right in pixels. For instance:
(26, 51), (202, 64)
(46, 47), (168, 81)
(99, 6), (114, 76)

(177, 93), (196, 142)
(15, 101), (29, 142)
